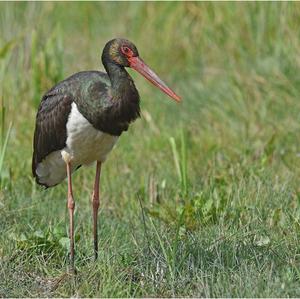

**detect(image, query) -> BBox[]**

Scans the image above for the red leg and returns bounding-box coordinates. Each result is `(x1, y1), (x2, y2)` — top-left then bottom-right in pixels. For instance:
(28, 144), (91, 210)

(92, 161), (101, 260)
(66, 162), (75, 271)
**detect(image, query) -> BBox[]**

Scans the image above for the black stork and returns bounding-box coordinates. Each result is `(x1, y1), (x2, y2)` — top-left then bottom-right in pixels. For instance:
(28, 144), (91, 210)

(32, 38), (181, 269)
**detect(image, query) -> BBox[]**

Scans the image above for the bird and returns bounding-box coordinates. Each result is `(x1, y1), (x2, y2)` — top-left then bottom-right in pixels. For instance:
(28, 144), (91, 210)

(32, 38), (181, 270)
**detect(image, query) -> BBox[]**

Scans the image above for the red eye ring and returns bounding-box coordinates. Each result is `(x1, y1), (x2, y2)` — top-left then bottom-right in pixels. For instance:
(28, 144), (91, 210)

(121, 46), (133, 57)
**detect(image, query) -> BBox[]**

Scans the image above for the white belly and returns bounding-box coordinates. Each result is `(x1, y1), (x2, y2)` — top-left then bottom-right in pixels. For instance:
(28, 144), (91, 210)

(35, 102), (118, 187)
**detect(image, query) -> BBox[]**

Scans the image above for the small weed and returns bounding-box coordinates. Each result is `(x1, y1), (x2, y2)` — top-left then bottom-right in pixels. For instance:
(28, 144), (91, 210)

(9, 225), (70, 259)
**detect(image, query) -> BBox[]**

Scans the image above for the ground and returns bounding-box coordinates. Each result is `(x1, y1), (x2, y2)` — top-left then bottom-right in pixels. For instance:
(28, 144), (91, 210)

(0, 2), (300, 297)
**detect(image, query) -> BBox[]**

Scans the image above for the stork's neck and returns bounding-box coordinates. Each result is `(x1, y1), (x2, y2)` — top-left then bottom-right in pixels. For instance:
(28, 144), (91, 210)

(98, 60), (140, 136)
(103, 61), (139, 100)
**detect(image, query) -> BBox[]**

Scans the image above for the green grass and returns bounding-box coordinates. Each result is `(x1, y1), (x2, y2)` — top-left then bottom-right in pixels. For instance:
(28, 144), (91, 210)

(1, 2), (300, 297)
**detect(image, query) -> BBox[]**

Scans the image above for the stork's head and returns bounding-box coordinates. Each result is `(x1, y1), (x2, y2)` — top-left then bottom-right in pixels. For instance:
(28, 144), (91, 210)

(102, 38), (181, 102)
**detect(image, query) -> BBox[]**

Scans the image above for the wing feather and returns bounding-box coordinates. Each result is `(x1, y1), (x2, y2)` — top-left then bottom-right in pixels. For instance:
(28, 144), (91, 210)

(32, 90), (73, 182)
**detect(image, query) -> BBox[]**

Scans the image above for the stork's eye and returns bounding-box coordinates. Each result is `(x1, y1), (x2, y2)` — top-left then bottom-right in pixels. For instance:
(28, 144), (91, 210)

(121, 46), (133, 57)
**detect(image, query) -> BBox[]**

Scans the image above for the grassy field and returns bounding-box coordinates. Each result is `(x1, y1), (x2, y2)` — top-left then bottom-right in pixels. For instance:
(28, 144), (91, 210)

(1, 2), (300, 297)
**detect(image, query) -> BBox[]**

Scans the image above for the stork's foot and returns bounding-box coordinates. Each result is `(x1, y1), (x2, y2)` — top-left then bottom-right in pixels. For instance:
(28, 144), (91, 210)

(68, 263), (77, 275)
(94, 235), (98, 261)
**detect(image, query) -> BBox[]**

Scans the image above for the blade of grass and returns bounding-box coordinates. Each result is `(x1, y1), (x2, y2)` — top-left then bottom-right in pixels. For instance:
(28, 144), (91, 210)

(180, 129), (188, 197)
(169, 137), (181, 182)
(0, 121), (12, 180)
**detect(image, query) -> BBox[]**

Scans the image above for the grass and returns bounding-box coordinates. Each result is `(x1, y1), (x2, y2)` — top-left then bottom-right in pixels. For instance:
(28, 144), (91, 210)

(1, 2), (300, 297)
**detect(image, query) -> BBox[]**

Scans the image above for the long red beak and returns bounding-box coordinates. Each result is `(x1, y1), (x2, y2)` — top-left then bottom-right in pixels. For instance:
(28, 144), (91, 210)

(128, 56), (181, 102)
